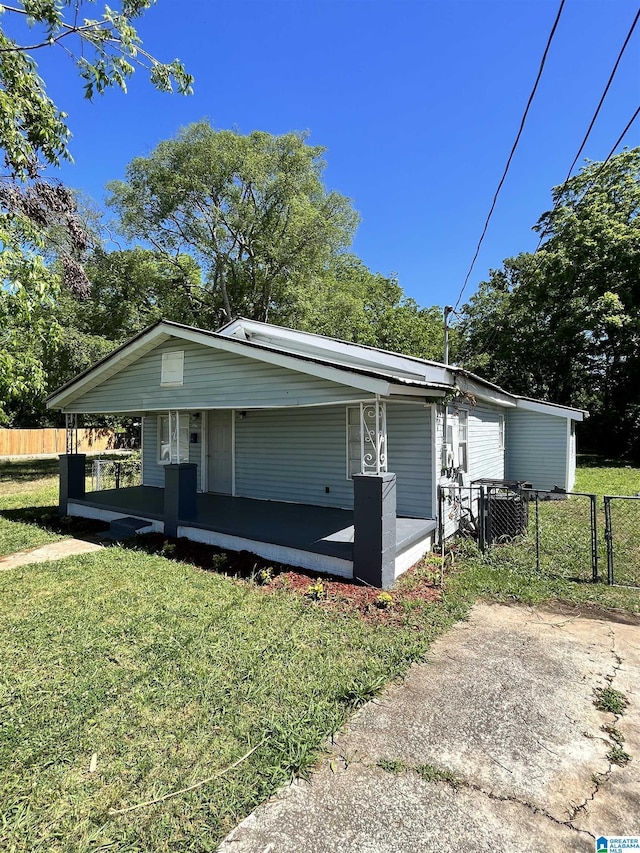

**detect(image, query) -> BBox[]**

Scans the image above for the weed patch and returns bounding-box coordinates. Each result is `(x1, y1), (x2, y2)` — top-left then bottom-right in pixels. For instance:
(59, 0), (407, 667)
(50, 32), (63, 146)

(594, 687), (630, 715)
(607, 745), (631, 766)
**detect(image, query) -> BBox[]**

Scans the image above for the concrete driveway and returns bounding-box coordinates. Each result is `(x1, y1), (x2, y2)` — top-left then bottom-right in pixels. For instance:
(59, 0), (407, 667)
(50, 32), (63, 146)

(220, 602), (640, 853)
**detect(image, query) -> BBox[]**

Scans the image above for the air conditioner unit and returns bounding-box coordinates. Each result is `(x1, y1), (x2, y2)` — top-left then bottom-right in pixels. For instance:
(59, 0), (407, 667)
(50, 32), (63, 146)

(487, 492), (528, 541)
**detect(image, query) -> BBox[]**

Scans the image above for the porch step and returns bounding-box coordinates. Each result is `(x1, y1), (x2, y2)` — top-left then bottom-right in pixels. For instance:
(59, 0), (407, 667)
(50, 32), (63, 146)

(96, 516), (152, 542)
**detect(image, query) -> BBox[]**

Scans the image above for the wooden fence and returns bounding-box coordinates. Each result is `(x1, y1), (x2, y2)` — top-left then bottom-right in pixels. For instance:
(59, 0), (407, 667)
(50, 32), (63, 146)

(0, 428), (116, 457)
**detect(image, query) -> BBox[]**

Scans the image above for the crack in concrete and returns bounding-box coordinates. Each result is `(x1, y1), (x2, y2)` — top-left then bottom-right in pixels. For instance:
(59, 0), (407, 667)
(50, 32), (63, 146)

(366, 755), (597, 841)
(327, 621), (632, 849)
(332, 627), (631, 846)
(568, 626), (626, 824)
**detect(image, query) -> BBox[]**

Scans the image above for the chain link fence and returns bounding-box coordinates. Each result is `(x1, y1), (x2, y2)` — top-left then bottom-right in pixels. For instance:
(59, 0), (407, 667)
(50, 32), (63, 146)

(91, 457), (142, 492)
(438, 481), (640, 587)
(604, 496), (640, 587)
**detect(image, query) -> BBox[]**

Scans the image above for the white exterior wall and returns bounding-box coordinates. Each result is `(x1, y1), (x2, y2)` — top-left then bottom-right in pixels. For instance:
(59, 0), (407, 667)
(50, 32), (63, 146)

(235, 402), (432, 517)
(141, 402), (433, 517)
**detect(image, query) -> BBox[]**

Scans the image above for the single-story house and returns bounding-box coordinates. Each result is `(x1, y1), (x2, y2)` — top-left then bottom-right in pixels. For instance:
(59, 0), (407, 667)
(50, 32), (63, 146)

(47, 318), (586, 588)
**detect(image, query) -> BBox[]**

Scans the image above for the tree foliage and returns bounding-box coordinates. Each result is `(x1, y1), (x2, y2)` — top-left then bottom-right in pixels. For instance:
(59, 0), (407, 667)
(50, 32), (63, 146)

(282, 253), (445, 359)
(0, 1), (192, 422)
(458, 148), (640, 459)
(107, 123), (359, 324)
(0, 0), (193, 178)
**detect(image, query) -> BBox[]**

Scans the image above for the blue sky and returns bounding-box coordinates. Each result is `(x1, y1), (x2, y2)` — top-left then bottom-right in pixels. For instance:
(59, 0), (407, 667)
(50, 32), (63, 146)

(18, 0), (640, 309)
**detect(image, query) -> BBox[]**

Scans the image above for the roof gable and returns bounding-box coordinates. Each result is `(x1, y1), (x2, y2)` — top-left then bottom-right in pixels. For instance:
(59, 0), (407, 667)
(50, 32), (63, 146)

(47, 322), (392, 411)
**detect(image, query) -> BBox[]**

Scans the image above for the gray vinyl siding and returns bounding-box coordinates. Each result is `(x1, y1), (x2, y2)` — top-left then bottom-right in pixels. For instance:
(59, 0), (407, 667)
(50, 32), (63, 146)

(235, 406), (353, 508)
(65, 339), (367, 413)
(467, 402), (505, 482)
(142, 416), (162, 487)
(435, 402), (506, 538)
(506, 409), (569, 491)
(386, 403), (432, 518)
(142, 412), (203, 491)
(234, 402), (432, 516)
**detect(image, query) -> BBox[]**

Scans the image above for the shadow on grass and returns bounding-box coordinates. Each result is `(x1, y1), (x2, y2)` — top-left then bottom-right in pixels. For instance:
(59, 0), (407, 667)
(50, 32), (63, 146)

(0, 458), (60, 483)
(0, 504), (109, 540)
(577, 454), (633, 469)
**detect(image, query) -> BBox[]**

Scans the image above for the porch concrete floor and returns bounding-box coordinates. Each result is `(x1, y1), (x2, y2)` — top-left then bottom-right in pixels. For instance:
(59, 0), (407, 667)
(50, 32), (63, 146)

(76, 486), (436, 562)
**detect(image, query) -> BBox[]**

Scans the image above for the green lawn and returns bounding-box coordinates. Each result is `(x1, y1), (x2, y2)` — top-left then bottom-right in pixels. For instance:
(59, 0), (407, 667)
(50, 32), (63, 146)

(0, 547), (467, 853)
(450, 456), (640, 610)
(0, 456), (638, 851)
(0, 460), (63, 556)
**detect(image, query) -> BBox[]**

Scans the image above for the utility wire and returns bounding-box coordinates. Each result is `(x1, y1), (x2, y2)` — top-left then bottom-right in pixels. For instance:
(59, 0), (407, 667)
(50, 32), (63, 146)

(476, 102), (640, 361)
(452, 0), (566, 312)
(534, 6), (640, 252)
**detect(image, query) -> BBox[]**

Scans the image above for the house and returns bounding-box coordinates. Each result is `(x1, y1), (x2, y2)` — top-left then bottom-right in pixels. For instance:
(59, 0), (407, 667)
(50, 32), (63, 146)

(47, 318), (586, 588)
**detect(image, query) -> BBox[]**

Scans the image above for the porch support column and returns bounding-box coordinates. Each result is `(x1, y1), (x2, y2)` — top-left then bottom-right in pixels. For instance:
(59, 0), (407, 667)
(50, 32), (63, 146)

(164, 463), (197, 537)
(59, 453), (86, 515)
(353, 472), (397, 589)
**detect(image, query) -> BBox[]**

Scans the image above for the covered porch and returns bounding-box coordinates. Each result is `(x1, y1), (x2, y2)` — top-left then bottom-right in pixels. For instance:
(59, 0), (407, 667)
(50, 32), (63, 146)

(65, 483), (436, 584)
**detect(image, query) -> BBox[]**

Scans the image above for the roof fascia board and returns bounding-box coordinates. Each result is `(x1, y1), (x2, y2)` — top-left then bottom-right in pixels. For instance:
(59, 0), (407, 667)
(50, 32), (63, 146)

(61, 397), (384, 415)
(516, 398), (585, 421)
(453, 376), (516, 408)
(387, 385), (447, 398)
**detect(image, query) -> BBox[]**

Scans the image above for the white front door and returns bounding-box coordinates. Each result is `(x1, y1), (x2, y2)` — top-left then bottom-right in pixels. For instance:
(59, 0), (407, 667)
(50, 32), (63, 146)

(207, 410), (233, 494)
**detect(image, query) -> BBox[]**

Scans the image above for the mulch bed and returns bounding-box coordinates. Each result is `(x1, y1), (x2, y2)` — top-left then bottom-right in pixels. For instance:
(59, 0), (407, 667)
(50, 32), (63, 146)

(127, 532), (442, 624)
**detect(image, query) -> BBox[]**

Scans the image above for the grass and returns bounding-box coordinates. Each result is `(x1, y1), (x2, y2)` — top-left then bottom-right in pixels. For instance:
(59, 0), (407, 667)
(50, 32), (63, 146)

(0, 461), (471, 852)
(0, 456), (638, 850)
(454, 457), (640, 593)
(576, 454), (640, 495)
(0, 460), (63, 556)
(0, 551), (468, 852)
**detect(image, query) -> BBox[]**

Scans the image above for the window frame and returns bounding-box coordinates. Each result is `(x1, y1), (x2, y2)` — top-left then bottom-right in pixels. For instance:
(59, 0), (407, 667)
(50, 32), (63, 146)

(458, 409), (469, 473)
(157, 412), (190, 465)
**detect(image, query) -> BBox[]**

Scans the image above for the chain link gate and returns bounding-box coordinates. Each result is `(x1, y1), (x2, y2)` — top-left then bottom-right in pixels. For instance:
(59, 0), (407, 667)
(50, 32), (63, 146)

(603, 496), (640, 587)
(439, 482), (600, 583)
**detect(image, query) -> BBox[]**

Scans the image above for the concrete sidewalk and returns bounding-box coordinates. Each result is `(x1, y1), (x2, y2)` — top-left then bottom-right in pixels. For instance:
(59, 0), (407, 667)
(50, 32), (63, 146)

(220, 602), (640, 853)
(0, 538), (102, 571)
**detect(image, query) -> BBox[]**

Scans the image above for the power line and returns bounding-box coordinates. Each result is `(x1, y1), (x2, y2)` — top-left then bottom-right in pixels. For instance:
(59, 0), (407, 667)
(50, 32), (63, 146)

(475, 102), (640, 361)
(534, 6), (640, 251)
(452, 0), (566, 312)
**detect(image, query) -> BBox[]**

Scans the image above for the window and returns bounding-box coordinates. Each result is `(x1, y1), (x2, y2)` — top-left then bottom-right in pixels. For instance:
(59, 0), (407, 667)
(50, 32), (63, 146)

(498, 414), (505, 452)
(158, 413), (189, 464)
(161, 350), (184, 386)
(458, 410), (469, 472)
(346, 404), (387, 478)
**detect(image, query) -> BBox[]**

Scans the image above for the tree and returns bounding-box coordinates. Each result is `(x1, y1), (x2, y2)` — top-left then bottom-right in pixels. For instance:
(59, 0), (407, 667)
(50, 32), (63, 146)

(107, 123), (359, 324)
(0, 1), (192, 179)
(458, 147), (640, 459)
(281, 253), (445, 359)
(0, 1), (192, 423)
